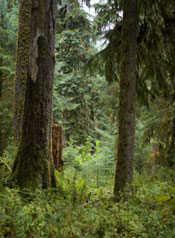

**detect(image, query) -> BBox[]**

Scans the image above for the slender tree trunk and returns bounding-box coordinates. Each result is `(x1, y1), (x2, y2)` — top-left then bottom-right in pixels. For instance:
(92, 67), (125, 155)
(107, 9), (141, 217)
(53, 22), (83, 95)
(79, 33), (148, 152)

(114, 0), (139, 195)
(167, 117), (175, 167)
(0, 13), (5, 156)
(0, 11), (3, 156)
(0, 59), (3, 157)
(11, 0), (57, 189)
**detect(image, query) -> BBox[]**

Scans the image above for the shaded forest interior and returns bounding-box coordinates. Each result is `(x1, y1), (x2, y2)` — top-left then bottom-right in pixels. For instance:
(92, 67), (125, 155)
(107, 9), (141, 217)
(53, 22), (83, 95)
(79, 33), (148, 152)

(0, 0), (175, 237)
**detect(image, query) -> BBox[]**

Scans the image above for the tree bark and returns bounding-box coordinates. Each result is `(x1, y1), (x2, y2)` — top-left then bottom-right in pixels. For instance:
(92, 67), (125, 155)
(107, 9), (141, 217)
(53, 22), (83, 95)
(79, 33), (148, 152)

(167, 117), (175, 167)
(14, 0), (32, 144)
(52, 123), (63, 172)
(11, 0), (57, 189)
(114, 0), (139, 195)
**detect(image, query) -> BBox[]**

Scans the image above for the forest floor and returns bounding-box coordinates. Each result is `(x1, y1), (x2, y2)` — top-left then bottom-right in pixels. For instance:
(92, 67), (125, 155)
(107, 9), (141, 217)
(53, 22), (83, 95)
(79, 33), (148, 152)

(0, 168), (175, 238)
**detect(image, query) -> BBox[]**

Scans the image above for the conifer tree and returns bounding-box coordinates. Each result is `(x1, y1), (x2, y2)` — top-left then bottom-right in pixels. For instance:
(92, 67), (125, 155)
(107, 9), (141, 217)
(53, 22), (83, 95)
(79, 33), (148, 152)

(54, 0), (94, 144)
(0, 0), (17, 155)
(114, 0), (139, 195)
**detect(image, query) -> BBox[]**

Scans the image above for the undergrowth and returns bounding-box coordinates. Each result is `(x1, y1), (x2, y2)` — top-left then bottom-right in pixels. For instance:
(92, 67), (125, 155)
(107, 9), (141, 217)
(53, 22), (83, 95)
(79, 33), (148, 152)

(0, 170), (175, 238)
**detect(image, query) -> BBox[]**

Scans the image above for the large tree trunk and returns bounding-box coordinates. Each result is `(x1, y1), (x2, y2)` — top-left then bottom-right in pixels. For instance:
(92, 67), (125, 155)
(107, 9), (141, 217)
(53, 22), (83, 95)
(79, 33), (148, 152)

(114, 0), (139, 195)
(11, 0), (57, 189)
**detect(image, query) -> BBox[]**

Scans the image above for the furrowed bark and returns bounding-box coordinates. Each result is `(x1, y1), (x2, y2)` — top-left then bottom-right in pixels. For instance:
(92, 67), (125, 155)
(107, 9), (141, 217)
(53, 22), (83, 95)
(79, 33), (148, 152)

(52, 123), (63, 172)
(114, 0), (139, 195)
(11, 0), (57, 189)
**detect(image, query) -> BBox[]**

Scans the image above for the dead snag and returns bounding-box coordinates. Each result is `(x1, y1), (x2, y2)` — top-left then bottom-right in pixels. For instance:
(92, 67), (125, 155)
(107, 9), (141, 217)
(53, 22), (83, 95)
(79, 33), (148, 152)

(52, 123), (63, 172)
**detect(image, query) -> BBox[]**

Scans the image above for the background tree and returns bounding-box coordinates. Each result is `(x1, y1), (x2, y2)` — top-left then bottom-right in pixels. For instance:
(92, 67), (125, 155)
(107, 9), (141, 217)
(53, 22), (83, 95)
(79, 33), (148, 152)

(0, 0), (18, 155)
(133, 0), (175, 169)
(54, 0), (111, 147)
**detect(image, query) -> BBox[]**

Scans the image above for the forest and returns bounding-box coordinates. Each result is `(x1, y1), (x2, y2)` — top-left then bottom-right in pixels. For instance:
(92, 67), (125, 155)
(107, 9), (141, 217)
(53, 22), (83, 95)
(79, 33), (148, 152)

(0, 0), (175, 237)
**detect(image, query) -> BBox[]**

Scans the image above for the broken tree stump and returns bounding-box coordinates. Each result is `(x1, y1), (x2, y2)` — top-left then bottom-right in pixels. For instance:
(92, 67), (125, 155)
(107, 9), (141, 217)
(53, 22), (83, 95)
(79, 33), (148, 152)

(52, 123), (63, 172)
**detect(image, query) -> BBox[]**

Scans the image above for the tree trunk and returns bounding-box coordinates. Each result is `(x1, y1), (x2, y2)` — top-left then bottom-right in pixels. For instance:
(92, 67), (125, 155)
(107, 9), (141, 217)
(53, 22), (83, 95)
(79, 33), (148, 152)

(167, 117), (175, 167)
(114, 0), (139, 195)
(11, 0), (57, 189)
(14, 0), (32, 144)
(52, 123), (63, 172)
(0, 59), (3, 156)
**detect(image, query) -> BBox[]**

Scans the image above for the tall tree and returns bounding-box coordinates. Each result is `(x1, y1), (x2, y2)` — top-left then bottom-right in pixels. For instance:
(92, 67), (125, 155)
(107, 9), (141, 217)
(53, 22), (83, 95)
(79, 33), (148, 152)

(11, 0), (57, 189)
(114, 0), (139, 195)
(54, 0), (94, 145)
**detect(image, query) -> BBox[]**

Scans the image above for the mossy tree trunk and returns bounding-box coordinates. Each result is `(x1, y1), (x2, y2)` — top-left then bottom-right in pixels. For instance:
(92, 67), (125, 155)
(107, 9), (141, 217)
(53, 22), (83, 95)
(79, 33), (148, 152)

(114, 0), (139, 195)
(14, 0), (32, 144)
(11, 0), (57, 189)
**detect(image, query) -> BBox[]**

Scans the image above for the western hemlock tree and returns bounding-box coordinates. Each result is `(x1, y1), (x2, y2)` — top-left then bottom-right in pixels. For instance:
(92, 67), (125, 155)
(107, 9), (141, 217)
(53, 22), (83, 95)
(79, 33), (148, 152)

(114, 0), (139, 195)
(11, 0), (57, 189)
(54, 0), (94, 145)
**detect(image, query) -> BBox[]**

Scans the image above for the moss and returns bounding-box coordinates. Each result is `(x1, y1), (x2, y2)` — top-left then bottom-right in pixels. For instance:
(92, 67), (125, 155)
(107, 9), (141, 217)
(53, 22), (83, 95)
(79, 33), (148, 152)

(0, 158), (11, 179)
(12, 0), (56, 190)
(10, 141), (49, 190)
(14, 0), (32, 144)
